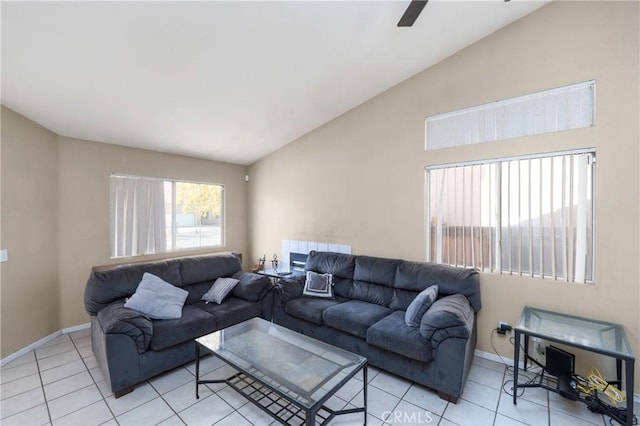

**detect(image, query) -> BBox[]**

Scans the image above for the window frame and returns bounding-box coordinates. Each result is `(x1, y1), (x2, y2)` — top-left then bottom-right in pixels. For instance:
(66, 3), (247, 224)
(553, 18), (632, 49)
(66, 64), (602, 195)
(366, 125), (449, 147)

(425, 148), (596, 283)
(110, 174), (225, 258)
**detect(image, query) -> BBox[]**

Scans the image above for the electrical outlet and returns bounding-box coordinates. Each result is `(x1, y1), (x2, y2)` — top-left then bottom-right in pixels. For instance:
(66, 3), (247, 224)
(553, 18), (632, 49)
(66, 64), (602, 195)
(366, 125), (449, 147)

(497, 321), (512, 335)
(0, 249), (7, 262)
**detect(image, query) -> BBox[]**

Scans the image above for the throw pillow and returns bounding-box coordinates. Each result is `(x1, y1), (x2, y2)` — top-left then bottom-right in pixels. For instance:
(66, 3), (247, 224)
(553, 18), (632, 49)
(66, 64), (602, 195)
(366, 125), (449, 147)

(201, 277), (239, 304)
(302, 271), (334, 298)
(405, 285), (439, 327)
(124, 272), (188, 320)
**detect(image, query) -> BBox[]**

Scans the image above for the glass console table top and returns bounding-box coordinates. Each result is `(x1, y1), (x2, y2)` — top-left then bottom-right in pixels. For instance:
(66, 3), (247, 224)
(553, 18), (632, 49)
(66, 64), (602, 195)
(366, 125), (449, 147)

(515, 306), (633, 359)
(196, 318), (366, 408)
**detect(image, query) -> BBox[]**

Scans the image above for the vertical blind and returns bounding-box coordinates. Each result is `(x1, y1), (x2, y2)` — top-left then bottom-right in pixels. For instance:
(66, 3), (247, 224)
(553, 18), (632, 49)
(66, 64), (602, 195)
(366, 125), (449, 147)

(425, 81), (595, 150)
(426, 149), (595, 283)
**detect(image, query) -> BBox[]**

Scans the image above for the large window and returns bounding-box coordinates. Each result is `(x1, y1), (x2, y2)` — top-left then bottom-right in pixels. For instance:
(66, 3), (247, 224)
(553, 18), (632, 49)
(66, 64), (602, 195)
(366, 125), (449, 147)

(426, 149), (595, 283)
(111, 175), (224, 258)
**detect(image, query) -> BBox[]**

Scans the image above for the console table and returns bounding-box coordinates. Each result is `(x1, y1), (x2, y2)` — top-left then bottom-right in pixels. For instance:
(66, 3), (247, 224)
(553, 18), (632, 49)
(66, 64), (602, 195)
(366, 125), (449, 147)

(513, 306), (635, 426)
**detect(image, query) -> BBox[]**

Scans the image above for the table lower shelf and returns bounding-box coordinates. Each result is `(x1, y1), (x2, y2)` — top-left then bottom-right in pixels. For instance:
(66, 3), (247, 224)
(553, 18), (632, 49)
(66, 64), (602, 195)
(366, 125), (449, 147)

(197, 372), (366, 426)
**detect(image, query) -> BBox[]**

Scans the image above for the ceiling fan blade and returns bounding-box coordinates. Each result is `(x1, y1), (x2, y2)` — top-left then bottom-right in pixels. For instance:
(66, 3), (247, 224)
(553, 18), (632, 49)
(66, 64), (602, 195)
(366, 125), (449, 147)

(397, 0), (428, 27)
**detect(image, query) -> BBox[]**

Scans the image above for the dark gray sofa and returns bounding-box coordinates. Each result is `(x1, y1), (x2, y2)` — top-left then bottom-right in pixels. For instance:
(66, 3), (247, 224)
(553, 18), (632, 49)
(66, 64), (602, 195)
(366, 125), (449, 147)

(272, 251), (481, 403)
(84, 253), (273, 398)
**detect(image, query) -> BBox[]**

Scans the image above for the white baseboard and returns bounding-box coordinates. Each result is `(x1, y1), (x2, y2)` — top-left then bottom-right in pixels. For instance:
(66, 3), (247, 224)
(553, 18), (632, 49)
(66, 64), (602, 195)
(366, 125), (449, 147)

(474, 349), (640, 405)
(62, 322), (91, 334)
(0, 322), (90, 367)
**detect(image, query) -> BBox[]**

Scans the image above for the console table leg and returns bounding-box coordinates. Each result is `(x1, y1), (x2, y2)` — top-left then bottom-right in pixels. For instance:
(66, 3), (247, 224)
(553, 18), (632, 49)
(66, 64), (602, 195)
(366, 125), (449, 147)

(624, 359), (634, 426)
(513, 331), (521, 405)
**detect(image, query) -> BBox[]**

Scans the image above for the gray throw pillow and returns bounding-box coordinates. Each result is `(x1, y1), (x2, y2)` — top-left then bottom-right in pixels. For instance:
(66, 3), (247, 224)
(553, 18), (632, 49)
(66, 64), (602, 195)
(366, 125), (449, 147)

(405, 285), (439, 327)
(302, 271), (334, 298)
(201, 277), (239, 304)
(124, 272), (188, 320)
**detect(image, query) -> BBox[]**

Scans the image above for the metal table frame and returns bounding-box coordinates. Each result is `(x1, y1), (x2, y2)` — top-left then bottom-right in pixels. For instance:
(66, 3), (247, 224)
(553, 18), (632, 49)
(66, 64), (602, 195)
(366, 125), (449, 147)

(195, 340), (368, 426)
(513, 306), (635, 426)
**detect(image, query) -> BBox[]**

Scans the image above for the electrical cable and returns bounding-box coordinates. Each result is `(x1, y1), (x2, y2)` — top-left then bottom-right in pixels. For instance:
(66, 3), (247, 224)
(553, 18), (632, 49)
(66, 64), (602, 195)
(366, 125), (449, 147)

(489, 327), (544, 397)
(489, 328), (636, 425)
(574, 368), (626, 405)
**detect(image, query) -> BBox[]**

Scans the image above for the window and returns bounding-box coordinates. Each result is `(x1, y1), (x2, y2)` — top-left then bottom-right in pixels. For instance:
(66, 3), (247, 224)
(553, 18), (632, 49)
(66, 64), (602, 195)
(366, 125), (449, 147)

(426, 149), (595, 283)
(425, 80), (595, 150)
(111, 175), (224, 258)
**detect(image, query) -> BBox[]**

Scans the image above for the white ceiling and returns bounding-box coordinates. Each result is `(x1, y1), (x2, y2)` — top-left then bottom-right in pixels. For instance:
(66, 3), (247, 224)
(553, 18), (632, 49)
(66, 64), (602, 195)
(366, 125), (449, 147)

(2, 1), (547, 165)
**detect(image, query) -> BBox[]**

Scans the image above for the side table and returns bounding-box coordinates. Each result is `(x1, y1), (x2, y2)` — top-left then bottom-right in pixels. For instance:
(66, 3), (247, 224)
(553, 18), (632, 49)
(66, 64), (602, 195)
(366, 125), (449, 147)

(513, 306), (635, 426)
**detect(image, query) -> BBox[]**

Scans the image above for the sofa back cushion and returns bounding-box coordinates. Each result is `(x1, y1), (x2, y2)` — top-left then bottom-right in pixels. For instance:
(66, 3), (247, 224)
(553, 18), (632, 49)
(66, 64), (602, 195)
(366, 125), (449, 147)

(305, 251), (356, 298)
(351, 256), (401, 306)
(84, 260), (181, 315)
(178, 254), (242, 286)
(303, 251), (481, 313)
(392, 261), (481, 312)
(305, 251), (355, 279)
(177, 253), (243, 304)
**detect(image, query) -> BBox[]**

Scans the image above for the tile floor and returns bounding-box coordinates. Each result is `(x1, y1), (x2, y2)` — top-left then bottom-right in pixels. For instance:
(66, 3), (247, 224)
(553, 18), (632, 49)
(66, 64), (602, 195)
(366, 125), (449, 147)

(1, 329), (637, 426)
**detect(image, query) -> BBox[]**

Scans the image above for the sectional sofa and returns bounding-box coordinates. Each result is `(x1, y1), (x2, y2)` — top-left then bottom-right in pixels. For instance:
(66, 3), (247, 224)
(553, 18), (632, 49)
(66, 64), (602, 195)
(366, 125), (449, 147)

(272, 250), (481, 403)
(84, 253), (272, 397)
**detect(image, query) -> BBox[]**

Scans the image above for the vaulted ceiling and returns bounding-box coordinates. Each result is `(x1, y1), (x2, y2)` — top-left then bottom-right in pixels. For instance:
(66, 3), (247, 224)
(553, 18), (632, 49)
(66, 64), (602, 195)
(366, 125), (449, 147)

(2, 1), (548, 165)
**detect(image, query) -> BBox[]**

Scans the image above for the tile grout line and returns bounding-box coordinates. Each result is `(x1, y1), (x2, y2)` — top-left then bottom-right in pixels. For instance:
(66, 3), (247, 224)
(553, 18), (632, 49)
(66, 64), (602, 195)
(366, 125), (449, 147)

(148, 376), (186, 426)
(69, 331), (119, 425)
(34, 348), (55, 426)
(491, 363), (508, 426)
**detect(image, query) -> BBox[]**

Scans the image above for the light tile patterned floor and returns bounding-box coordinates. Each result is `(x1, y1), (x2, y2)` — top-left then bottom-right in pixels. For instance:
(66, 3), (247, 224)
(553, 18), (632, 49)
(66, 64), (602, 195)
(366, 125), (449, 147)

(1, 329), (636, 425)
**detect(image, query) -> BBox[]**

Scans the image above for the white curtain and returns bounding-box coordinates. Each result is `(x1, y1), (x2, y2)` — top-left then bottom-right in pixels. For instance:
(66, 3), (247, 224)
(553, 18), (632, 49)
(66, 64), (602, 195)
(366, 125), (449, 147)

(425, 80), (595, 150)
(111, 176), (167, 257)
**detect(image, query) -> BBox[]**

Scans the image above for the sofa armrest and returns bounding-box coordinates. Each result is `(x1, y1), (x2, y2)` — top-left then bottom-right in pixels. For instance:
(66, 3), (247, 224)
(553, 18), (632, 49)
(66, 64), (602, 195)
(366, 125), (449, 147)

(274, 275), (305, 302)
(419, 294), (474, 349)
(96, 301), (153, 354)
(231, 272), (272, 302)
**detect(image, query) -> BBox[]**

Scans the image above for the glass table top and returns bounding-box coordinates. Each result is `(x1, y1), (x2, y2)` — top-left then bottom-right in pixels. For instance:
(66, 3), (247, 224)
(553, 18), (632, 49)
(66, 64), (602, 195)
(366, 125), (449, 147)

(196, 318), (366, 408)
(515, 306), (634, 359)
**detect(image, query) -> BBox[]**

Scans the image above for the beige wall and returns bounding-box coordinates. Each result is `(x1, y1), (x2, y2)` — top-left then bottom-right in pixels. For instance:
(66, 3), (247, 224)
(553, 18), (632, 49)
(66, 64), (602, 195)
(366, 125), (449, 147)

(248, 1), (640, 390)
(1, 106), (250, 356)
(1, 107), (60, 355)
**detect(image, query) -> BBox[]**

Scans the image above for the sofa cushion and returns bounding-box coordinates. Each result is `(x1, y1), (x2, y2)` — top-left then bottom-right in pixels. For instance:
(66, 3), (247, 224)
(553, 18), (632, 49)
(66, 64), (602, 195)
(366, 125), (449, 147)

(194, 297), (262, 329)
(322, 300), (392, 339)
(124, 273), (188, 319)
(202, 277), (239, 304)
(149, 305), (217, 351)
(405, 285), (438, 327)
(284, 296), (348, 325)
(393, 261), (481, 312)
(178, 253), (242, 286)
(305, 251), (356, 279)
(349, 281), (393, 306)
(303, 271), (334, 298)
(84, 260), (181, 315)
(231, 272), (273, 302)
(367, 311), (434, 363)
(353, 256), (401, 286)
(275, 276), (305, 303)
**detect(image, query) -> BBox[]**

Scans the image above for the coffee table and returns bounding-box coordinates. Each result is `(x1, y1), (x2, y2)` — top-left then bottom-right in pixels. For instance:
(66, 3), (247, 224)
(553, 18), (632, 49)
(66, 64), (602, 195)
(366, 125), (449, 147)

(195, 318), (368, 426)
